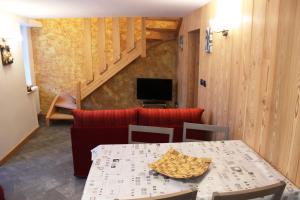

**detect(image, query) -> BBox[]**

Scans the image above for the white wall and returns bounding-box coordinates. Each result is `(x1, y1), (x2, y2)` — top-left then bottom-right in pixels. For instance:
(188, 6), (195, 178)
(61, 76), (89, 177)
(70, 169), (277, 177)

(0, 11), (39, 161)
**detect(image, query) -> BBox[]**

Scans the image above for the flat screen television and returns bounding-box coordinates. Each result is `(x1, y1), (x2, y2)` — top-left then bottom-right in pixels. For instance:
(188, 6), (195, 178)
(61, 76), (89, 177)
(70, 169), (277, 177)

(137, 78), (172, 101)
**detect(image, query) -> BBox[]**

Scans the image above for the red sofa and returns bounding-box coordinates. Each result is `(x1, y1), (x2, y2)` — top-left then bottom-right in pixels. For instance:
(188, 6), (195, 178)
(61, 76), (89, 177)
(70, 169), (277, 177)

(71, 108), (205, 177)
(0, 185), (4, 200)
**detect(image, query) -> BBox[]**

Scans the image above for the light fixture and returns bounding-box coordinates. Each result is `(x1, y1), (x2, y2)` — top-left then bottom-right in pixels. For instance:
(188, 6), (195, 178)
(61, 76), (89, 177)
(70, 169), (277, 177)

(205, 27), (213, 53)
(209, 0), (241, 37)
(209, 18), (229, 37)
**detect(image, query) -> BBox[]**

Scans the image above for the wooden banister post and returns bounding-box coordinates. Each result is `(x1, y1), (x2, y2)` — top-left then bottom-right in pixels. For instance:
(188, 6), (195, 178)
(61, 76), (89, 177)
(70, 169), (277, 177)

(126, 17), (135, 52)
(83, 19), (94, 83)
(141, 17), (146, 57)
(98, 18), (108, 74)
(112, 17), (121, 63)
(76, 81), (81, 109)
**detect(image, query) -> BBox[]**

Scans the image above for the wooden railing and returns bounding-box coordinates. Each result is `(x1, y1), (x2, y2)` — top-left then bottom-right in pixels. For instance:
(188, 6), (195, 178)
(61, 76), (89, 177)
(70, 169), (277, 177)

(76, 17), (146, 102)
(80, 40), (143, 99)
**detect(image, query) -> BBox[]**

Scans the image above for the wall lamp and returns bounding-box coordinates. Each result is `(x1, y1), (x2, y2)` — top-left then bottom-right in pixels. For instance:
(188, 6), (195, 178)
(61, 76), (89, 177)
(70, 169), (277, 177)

(218, 30), (229, 37)
(209, 19), (229, 37)
(209, 0), (241, 37)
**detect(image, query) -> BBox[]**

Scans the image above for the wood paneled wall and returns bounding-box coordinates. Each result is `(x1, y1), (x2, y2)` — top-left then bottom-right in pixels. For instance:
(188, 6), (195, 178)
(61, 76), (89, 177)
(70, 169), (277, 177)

(177, 0), (300, 187)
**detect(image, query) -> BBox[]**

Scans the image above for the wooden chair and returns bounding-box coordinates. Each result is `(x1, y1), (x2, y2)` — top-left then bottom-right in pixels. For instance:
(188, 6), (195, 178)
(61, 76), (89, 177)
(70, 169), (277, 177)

(183, 122), (229, 142)
(128, 125), (174, 144)
(212, 181), (286, 200)
(125, 188), (198, 200)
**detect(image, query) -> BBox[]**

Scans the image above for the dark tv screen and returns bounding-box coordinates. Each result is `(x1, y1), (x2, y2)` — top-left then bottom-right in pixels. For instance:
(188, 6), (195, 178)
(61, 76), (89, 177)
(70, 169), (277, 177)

(137, 78), (172, 101)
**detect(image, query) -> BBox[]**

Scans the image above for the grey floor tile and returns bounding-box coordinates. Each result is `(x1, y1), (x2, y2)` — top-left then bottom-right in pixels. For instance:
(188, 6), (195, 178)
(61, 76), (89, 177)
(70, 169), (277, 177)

(0, 121), (86, 200)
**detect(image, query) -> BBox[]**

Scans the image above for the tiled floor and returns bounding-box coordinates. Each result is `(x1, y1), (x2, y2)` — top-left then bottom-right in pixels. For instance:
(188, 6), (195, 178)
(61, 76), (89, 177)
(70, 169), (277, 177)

(0, 120), (86, 200)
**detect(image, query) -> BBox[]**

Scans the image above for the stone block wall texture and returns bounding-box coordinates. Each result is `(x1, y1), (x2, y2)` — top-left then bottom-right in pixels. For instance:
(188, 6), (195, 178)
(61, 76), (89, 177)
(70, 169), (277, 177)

(31, 19), (86, 112)
(31, 18), (177, 113)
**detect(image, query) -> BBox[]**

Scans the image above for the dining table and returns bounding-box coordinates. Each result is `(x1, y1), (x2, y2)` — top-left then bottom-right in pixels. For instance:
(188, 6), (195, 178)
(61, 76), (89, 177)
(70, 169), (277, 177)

(81, 140), (300, 200)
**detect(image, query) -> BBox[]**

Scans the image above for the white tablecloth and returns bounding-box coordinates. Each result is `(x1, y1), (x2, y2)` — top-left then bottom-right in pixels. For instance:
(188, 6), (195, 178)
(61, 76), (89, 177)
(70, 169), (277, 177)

(82, 140), (300, 200)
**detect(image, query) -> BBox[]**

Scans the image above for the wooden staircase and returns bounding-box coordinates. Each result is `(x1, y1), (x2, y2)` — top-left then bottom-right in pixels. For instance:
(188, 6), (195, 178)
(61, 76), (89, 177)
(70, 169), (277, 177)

(145, 17), (182, 44)
(46, 17), (182, 126)
(80, 40), (144, 99)
(46, 93), (77, 126)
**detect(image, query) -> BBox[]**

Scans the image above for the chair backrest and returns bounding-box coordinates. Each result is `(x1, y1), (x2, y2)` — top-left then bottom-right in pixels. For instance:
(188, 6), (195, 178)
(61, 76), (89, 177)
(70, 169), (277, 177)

(212, 181), (286, 200)
(124, 189), (198, 200)
(152, 189), (197, 200)
(183, 122), (229, 142)
(128, 125), (174, 144)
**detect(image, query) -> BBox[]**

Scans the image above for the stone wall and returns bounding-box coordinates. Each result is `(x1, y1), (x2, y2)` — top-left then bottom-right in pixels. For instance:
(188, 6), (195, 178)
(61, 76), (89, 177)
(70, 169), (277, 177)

(31, 19), (86, 113)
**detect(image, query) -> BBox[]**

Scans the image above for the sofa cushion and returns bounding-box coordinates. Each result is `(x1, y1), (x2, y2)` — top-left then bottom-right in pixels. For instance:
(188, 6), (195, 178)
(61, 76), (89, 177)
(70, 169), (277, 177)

(73, 109), (138, 128)
(138, 108), (204, 142)
(138, 108), (204, 126)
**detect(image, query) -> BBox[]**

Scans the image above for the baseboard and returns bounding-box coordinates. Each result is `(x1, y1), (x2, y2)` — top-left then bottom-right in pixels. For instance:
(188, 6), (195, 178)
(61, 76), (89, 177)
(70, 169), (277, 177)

(0, 125), (40, 165)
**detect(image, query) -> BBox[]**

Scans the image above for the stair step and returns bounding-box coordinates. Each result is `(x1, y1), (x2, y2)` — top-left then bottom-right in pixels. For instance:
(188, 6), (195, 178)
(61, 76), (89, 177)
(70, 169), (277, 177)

(146, 38), (163, 42)
(55, 100), (77, 110)
(146, 27), (177, 32)
(146, 32), (177, 41)
(145, 17), (181, 22)
(49, 113), (74, 120)
(55, 94), (77, 110)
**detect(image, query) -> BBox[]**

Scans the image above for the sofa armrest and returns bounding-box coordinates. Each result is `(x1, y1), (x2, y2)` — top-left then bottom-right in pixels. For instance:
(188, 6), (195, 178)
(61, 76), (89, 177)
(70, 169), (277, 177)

(0, 185), (4, 200)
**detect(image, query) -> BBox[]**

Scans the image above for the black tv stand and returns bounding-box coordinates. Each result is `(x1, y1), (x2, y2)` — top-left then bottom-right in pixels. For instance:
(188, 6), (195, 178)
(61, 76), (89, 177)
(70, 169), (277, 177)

(142, 101), (167, 108)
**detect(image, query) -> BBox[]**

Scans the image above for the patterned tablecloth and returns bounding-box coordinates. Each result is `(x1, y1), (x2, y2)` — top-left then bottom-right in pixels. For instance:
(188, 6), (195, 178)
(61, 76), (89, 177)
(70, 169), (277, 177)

(82, 140), (300, 200)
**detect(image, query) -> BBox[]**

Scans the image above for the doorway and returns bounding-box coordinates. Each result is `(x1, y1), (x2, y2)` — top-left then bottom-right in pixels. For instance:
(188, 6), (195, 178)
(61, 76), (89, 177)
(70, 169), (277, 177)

(187, 29), (200, 108)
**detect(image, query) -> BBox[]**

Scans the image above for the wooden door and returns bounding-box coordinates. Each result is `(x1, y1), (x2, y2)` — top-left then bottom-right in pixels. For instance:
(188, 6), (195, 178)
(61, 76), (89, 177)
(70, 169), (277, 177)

(187, 29), (200, 108)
